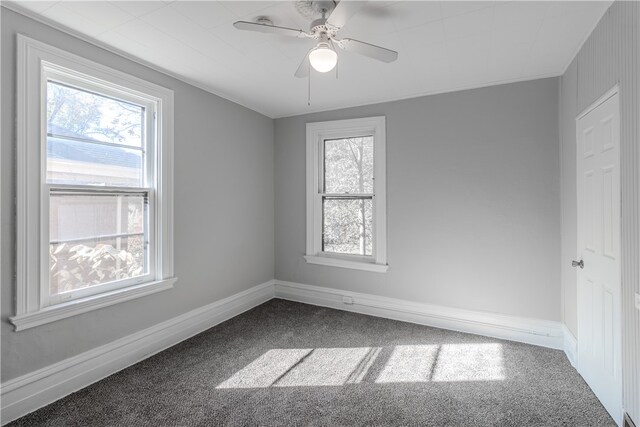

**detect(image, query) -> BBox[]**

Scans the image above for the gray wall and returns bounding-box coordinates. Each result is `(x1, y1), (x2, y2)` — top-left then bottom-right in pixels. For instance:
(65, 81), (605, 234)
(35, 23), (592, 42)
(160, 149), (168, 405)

(558, 1), (640, 420)
(559, 59), (579, 335)
(275, 78), (561, 322)
(1, 8), (275, 382)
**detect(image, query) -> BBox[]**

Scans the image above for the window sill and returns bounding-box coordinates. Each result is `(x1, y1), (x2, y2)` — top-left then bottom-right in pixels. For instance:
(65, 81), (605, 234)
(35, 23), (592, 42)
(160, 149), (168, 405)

(304, 255), (389, 273)
(9, 278), (177, 331)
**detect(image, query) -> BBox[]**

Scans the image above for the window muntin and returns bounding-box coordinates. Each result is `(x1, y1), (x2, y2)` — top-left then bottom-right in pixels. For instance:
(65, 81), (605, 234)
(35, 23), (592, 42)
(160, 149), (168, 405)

(42, 70), (156, 306)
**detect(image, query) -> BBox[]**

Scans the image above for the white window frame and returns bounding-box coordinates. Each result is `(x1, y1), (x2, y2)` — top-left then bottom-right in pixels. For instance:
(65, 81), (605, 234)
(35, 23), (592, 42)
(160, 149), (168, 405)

(11, 35), (176, 331)
(305, 116), (388, 273)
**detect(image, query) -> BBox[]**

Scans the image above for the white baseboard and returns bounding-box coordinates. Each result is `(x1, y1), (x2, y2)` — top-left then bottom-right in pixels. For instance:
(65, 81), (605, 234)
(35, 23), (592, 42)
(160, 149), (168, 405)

(0, 280), (275, 426)
(2, 278), (574, 425)
(274, 280), (564, 350)
(562, 324), (578, 368)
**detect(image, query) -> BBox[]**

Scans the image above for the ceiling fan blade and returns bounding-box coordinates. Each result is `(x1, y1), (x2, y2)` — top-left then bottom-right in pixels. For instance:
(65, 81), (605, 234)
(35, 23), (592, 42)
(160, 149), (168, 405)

(326, 1), (368, 30)
(294, 49), (313, 78)
(339, 38), (398, 63)
(233, 21), (308, 38)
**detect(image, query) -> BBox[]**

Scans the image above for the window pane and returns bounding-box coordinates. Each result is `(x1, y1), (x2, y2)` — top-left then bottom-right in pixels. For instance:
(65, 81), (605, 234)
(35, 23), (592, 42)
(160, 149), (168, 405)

(47, 81), (144, 147)
(46, 81), (145, 187)
(49, 192), (147, 295)
(324, 136), (374, 194)
(323, 197), (373, 256)
(47, 136), (143, 186)
(50, 193), (145, 241)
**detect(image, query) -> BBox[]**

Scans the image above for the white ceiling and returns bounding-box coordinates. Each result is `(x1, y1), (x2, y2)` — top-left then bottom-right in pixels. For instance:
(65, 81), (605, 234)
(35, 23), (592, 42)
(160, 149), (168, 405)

(8, 1), (611, 118)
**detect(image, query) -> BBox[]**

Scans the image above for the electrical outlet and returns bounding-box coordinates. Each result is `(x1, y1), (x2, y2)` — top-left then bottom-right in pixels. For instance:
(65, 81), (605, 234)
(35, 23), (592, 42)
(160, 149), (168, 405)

(635, 293), (640, 311)
(342, 296), (354, 305)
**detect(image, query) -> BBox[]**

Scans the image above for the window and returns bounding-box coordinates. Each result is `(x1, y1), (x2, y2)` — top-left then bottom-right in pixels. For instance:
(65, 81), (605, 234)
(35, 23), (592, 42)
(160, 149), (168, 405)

(305, 117), (388, 272)
(12, 36), (175, 331)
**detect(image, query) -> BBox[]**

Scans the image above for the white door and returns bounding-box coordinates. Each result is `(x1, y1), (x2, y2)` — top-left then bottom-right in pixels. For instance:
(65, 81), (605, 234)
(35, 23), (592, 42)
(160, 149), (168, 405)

(576, 89), (622, 425)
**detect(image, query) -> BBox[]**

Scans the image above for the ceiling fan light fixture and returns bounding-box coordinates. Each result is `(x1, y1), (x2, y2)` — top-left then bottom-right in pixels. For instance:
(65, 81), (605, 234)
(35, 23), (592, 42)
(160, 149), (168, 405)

(309, 42), (337, 73)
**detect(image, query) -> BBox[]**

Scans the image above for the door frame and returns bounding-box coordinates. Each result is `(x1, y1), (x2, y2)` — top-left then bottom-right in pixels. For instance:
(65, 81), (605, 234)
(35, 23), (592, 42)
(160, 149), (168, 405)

(575, 84), (623, 425)
(576, 85), (620, 122)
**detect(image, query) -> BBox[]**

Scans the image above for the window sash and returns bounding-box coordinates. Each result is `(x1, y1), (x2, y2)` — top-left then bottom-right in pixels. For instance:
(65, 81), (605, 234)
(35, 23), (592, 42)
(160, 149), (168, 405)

(319, 135), (375, 195)
(318, 194), (376, 259)
(321, 195), (374, 257)
(42, 185), (156, 307)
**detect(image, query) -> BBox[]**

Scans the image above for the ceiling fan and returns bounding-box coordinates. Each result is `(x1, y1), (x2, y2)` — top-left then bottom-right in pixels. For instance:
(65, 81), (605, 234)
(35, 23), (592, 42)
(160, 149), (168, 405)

(233, 0), (398, 77)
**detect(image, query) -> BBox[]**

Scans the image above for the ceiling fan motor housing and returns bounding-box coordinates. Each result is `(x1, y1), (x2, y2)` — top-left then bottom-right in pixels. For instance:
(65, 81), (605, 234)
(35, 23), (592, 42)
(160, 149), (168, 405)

(310, 17), (327, 31)
(310, 18), (338, 38)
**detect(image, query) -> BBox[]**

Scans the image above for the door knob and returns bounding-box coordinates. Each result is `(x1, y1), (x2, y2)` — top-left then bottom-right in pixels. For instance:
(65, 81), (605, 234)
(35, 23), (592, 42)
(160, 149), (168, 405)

(572, 260), (584, 269)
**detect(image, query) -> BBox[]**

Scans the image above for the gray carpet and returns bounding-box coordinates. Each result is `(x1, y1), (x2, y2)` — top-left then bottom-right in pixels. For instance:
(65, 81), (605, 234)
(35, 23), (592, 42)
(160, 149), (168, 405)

(9, 299), (615, 426)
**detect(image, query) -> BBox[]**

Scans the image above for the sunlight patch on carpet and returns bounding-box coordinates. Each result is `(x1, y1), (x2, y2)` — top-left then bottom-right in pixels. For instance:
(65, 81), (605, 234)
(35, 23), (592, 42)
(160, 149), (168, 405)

(275, 347), (376, 387)
(377, 343), (505, 383)
(375, 345), (439, 383)
(217, 347), (375, 388)
(432, 344), (505, 382)
(216, 348), (312, 388)
(217, 343), (505, 389)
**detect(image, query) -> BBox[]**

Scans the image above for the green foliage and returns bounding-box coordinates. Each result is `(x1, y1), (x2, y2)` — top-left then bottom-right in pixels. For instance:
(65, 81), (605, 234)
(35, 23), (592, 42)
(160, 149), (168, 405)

(49, 240), (144, 295)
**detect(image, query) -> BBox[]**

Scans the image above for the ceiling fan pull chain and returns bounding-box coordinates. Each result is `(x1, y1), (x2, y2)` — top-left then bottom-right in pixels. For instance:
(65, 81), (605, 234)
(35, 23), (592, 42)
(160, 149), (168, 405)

(308, 67), (312, 106)
(330, 39), (339, 79)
